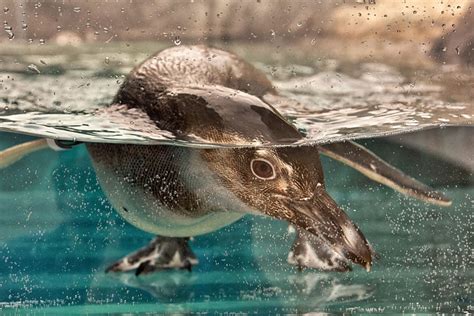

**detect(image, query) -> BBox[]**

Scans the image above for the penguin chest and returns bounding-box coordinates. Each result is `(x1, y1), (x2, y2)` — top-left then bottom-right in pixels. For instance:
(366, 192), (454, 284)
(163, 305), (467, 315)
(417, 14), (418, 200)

(87, 144), (246, 237)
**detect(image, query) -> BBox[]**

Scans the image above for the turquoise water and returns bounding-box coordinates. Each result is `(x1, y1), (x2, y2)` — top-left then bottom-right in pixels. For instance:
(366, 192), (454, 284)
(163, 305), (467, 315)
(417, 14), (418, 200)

(0, 132), (472, 313)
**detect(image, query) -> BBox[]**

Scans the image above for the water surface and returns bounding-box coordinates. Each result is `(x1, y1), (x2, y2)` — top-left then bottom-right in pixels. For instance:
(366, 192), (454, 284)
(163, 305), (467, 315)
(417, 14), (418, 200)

(0, 45), (472, 146)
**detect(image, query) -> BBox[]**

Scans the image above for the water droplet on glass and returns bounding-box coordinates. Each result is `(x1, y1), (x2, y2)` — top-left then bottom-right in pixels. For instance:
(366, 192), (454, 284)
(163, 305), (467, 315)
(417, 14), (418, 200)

(174, 36), (181, 46)
(310, 38), (316, 46)
(104, 57), (110, 64)
(73, 7), (81, 13)
(120, 8), (125, 13)
(3, 7), (9, 13)
(3, 24), (14, 40)
(39, 38), (45, 45)
(21, 23), (27, 30)
(27, 64), (41, 74)
(455, 46), (460, 55)
(56, 25), (62, 31)
(442, 47), (447, 52)
(297, 21), (303, 27)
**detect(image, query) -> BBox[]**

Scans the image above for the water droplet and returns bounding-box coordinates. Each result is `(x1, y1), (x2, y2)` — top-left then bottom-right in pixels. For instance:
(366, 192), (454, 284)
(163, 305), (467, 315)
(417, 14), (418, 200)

(21, 23), (27, 30)
(27, 64), (40, 74)
(120, 8), (125, 13)
(173, 36), (181, 46)
(3, 7), (9, 13)
(455, 46), (460, 55)
(310, 38), (316, 46)
(39, 38), (45, 45)
(73, 7), (81, 13)
(104, 57), (110, 64)
(297, 21), (303, 27)
(442, 47), (447, 52)
(56, 25), (62, 31)
(3, 24), (14, 40)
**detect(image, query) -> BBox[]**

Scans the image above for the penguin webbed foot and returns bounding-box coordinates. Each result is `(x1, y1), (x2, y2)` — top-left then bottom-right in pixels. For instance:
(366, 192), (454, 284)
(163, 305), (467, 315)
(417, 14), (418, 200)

(288, 226), (355, 272)
(106, 236), (198, 276)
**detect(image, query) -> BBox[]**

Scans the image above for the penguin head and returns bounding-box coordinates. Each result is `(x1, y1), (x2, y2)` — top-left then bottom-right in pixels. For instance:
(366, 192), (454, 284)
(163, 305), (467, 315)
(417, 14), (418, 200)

(201, 145), (374, 270)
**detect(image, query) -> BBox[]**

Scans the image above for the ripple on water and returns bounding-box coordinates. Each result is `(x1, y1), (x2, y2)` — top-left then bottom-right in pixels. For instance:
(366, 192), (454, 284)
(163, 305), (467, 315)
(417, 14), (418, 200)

(0, 63), (472, 147)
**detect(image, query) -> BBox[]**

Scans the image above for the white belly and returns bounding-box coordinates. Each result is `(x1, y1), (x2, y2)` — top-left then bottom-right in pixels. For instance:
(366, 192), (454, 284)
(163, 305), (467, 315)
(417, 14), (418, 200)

(87, 144), (251, 237)
(100, 176), (245, 237)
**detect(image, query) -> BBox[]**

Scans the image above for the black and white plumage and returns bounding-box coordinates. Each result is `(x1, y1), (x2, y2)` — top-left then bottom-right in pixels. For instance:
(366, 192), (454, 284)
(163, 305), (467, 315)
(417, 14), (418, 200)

(0, 45), (451, 274)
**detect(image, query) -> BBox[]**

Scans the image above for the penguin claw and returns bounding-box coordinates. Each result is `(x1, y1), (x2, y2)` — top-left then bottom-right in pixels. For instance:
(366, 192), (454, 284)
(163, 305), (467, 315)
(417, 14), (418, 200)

(135, 260), (159, 276)
(105, 262), (122, 273)
(181, 259), (193, 272)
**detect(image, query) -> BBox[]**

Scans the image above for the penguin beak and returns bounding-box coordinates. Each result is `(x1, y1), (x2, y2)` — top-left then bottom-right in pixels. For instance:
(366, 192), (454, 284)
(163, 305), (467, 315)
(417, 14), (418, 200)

(282, 188), (374, 271)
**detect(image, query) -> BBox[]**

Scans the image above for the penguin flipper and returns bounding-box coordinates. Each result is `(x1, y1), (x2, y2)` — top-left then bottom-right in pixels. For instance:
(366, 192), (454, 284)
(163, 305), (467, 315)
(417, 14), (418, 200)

(0, 139), (49, 169)
(318, 141), (451, 206)
(106, 236), (198, 276)
(287, 226), (352, 272)
(0, 138), (81, 169)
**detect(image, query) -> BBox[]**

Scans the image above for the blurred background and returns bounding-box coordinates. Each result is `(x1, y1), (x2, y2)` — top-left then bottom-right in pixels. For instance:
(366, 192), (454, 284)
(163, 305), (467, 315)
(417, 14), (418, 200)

(0, 0), (472, 66)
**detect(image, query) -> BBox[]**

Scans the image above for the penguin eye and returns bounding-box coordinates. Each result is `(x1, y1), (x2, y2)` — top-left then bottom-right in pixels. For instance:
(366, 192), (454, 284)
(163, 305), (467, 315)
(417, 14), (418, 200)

(250, 159), (276, 180)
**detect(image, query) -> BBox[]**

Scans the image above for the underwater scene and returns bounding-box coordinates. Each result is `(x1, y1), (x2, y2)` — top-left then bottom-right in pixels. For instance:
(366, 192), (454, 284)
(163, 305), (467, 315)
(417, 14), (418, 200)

(0, 1), (473, 314)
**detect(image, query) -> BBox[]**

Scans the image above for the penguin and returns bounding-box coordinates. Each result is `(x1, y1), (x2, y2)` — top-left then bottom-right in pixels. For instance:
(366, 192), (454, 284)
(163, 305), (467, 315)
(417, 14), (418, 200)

(0, 45), (451, 275)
